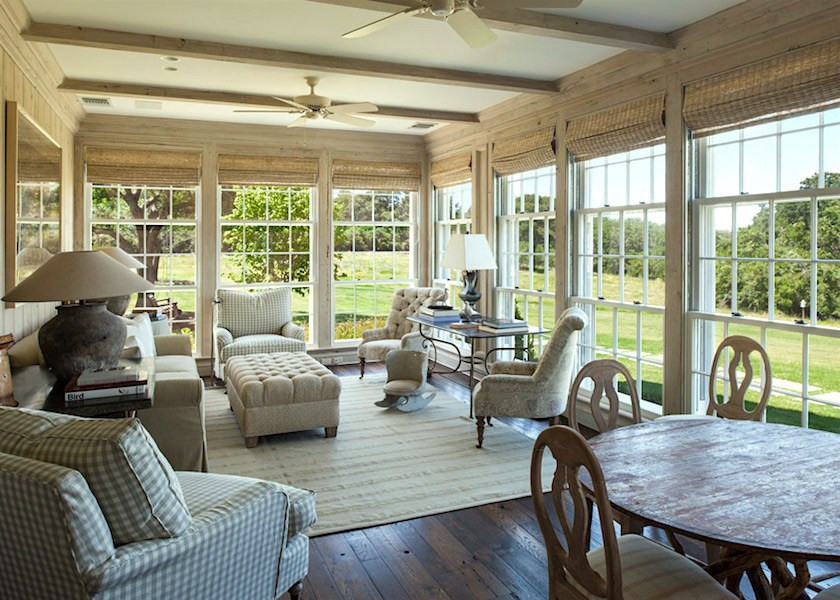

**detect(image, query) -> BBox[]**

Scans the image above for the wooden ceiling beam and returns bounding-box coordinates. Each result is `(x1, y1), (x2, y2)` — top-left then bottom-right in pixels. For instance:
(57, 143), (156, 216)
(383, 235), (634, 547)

(59, 78), (480, 123)
(308, 0), (673, 52)
(23, 22), (557, 94)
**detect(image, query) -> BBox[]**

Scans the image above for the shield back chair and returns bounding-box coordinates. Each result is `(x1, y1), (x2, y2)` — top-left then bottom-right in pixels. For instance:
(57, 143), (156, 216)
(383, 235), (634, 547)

(530, 425), (739, 600)
(214, 287), (306, 380)
(473, 307), (587, 448)
(375, 349), (437, 412)
(357, 287), (447, 378)
(707, 335), (772, 420)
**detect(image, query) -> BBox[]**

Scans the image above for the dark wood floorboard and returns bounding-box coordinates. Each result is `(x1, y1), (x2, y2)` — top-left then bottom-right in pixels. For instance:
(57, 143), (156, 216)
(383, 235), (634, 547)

(276, 362), (838, 599)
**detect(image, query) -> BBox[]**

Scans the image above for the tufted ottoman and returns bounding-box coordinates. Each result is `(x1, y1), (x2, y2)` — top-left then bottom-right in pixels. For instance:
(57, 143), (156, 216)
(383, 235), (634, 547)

(225, 352), (341, 448)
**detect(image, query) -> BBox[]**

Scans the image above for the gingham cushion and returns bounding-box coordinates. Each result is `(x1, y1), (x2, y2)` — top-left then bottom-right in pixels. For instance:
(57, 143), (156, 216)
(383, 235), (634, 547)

(28, 418), (192, 546)
(0, 406), (73, 456)
(580, 534), (739, 600)
(219, 333), (306, 363)
(217, 287), (292, 338)
(284, 485), (317, 537)
(0, 452), (115, 599)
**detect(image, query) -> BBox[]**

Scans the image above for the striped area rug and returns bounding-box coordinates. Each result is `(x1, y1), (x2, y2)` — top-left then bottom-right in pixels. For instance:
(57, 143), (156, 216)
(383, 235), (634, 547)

(205, 375), (552, 536)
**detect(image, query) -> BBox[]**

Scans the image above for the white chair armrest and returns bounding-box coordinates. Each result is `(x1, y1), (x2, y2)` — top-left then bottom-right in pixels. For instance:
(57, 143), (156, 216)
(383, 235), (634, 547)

(280, 321), (306, 342)
(361, 327), (389, 343)
(214, 327), (234, 348)
(153, 334), (192, 357)
(400, 332), (427, 352)
(490, 361), (538, 376)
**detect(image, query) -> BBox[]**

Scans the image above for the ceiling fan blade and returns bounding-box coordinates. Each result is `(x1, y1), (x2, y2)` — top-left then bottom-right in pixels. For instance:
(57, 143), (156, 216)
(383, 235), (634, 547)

(329, 102), (379, 115)
(287, 115), (310, 128)
(477, 0), (583, 7)
(325, 112), (376, 128)
(343, 5), (428, 39)
(272, 96), (311, 112)
(446, 8), (496, 49)
(233, 108), (299, 113)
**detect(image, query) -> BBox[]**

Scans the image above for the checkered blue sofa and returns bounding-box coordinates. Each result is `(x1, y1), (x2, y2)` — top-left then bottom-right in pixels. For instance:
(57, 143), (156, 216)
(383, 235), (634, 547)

(0, 406), (315, 600)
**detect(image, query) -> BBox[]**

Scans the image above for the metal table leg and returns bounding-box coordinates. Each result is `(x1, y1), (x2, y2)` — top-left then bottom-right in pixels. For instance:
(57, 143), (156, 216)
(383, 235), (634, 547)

(469, 337), (476, 419)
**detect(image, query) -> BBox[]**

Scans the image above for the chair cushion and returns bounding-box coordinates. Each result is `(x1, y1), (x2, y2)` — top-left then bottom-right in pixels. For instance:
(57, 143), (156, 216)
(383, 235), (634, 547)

(384, 379), (422, 395)
(358, 339), (401, 361)
(28, 417), (192, 546)
(0, 407), (72, 456)
(217, 288), (292, 339)
(582, 534), (738, 600)
(177, 471), (316, 537)
(220, 334), (306, 362)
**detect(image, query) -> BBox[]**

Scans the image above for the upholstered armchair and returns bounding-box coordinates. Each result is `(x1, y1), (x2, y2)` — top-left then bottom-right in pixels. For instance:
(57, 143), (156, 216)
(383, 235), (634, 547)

(357, 287), (447, 377)
(473, 307), (588, 448)
(214, 287), (306, 379)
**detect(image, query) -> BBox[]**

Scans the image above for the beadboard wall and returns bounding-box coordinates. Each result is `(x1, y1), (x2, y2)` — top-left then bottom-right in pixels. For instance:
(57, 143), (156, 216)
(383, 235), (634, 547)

(0, 0), (83, 340)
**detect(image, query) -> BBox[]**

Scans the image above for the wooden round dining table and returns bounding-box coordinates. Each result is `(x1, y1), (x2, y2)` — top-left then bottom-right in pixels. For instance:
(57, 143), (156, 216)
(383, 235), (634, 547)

(587, 417), (840, 600)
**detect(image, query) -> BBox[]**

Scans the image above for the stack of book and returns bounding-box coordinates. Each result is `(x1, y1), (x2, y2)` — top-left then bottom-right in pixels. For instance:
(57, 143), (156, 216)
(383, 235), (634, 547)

(419, 304), (461, 322)
(64, 366), (149, 407)
(478, 317), (530, 334)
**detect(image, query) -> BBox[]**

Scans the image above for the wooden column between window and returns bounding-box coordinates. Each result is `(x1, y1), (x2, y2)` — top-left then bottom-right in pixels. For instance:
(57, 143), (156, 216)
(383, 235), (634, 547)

(316, 149), (332, 350)
(554, 112), (569, 316)
(662, 74), (688, 415)
(73, 138), (85, 250)
(199, 144), (218, 359)
(418, 155), (432, 286)
(474, 146), (495, 318)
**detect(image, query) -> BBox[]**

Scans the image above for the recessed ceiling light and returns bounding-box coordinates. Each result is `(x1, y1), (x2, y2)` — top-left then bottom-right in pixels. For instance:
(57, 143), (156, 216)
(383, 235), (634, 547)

(161, 56), (179, 62)
(162, 66), (178, 72)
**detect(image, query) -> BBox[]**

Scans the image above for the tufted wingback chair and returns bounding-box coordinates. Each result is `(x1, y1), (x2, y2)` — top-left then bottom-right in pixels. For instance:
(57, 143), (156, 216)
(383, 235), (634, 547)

(357, 287), (447, 378)
(473, 307), (588, 448)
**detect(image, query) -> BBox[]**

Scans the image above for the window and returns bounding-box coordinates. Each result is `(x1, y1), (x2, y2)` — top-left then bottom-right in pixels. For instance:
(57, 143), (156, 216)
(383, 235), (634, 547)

(572, 144), (666, 409)
(219, 185), (314, 343)
(15, 180), (60, 282)
(496, 165), (556, 355)
(691, 107), (840, 430)
(333, 189), (416, 341)
(433, 182), (472, 305)
(90, 184), (199, 343)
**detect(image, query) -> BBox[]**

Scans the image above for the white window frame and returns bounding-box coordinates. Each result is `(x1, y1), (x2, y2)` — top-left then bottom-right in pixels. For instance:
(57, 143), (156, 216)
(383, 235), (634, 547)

(332, 189), (418, 345)
(218, 184), (316, 345)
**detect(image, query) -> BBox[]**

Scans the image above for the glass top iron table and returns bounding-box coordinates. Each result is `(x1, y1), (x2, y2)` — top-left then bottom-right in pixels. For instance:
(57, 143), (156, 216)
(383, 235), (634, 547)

(407, 315), (550, 418)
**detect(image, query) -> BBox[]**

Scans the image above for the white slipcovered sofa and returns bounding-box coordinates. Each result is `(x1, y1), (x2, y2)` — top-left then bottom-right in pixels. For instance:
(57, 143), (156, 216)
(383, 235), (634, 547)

(0, 406), (315, 599)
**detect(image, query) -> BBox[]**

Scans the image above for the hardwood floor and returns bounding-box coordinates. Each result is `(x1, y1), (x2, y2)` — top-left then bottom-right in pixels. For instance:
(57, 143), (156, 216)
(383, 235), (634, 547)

(276, 362), (837, 600)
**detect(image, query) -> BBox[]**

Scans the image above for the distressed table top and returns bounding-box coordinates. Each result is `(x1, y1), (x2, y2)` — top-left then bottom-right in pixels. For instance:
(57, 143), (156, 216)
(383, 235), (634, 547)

(587, 418), (840, 561)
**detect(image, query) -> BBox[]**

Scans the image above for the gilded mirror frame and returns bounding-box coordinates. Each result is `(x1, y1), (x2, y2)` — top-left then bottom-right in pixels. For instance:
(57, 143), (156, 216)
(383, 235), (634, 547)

(5, 101), (62, 306)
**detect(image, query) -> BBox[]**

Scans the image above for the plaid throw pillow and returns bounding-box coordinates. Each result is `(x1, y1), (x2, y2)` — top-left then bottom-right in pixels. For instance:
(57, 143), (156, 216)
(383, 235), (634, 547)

(28, 418), (191, 546)
(217, 287), (292, 338)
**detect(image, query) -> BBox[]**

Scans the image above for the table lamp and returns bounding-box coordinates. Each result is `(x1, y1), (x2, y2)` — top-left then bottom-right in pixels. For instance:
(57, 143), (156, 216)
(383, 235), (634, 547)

(441, 233), (497, 322)
(96, 247), (146, 315)
(2, 251), (152, 381)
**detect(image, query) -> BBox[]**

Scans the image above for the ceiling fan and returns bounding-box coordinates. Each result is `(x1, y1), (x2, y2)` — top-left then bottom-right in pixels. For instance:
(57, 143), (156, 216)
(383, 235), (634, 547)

(342, 0), (584, 49)
(234, 76), (378, 128)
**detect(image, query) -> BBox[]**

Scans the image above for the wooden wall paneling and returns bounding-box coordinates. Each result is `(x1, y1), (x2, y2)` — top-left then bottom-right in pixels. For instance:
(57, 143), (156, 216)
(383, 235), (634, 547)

(662, 72), (688, 415)
(199, 144), (218, 359)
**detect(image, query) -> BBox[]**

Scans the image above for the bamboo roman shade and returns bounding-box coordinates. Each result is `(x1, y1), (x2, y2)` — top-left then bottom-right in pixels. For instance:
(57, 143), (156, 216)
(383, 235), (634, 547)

(332, 159), (421, 191)
(567, 94), (666, 161)
(684, 38), (840, 137)
(492, 126), (555, 176)
(431, 152), (472, 188)
(85, 148), (201, 186)
(218, 154), (318, 186)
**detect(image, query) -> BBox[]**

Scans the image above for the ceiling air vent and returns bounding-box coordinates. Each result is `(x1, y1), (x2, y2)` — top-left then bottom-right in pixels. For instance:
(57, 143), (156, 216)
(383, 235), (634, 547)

(409, 122), (438, 130)
(80, 96), (112, 107)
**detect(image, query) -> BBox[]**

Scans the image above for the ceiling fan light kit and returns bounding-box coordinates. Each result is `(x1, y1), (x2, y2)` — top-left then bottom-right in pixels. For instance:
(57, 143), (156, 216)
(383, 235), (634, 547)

(341, 0), (583, 48)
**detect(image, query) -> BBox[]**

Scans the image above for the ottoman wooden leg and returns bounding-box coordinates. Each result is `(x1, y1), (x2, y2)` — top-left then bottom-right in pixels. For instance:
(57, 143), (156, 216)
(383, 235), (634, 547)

(245, 436), (259, 448)
(289, 581), (303, 600)
(325, 426), (337, 438)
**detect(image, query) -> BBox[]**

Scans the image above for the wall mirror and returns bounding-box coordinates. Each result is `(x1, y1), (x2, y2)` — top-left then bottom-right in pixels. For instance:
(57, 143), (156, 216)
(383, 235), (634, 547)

(5, 101), (62, 304)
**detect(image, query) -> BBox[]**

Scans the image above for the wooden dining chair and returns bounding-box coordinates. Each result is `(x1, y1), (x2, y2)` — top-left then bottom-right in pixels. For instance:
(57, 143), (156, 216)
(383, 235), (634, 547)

(707, 335), (772, 421)
(530, 426), (739, 600)
(567, 359), (641, 434)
